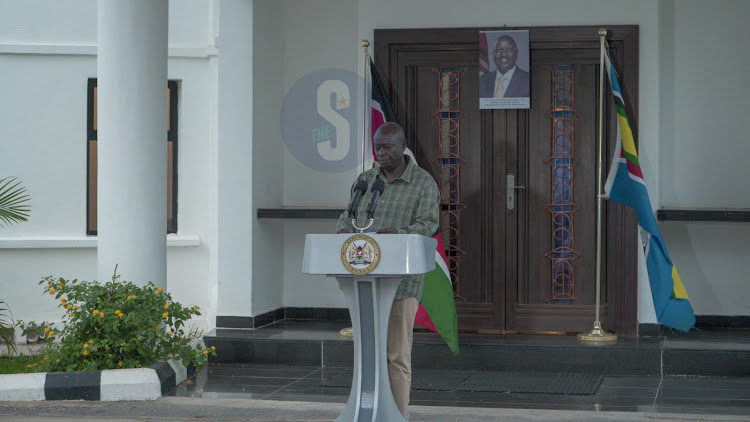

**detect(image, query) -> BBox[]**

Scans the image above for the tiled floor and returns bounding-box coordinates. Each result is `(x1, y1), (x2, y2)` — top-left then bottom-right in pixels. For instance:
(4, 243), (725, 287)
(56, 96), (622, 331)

(193, 321), (750, 416)
(173, 362), (750, 416)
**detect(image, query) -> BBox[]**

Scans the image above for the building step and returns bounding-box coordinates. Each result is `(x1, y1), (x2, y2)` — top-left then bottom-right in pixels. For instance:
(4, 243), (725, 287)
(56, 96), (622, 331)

(203, 320), (750, 377)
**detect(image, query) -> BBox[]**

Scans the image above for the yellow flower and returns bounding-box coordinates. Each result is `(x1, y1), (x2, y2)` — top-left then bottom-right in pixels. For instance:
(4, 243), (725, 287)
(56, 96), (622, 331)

(43, 355), (49, 361)
(118, 313), (124, 318)
(158, 287), (164, 292)
(99, 312), (105, 318)
(117, 361), (123, 367)
(56, 358), (61, 363)
(89, 339), (94, 344)
(49, 289), (55, 295)
(66, 304), (72, 310)
(73, 305), (78, 309)
(168, 331), (173, 337)
(83, 344), (89, 349)
(162, 312), (168, 318)
(154, 290), (160, 295)
(137, 336), (142, 340)
(115, 309), (121, 315)
(155, 326), (160, 332)
(211, 346), (216, 350)
(93, 309), (99, 315)
(48, 331), (55, 337)
(83, 350), (88, 356)
(69, 313), (75, 317)
(193, 305), (200, 310)
(164, 303), (170, 309)
(26, 364), (32, 368)
(203, 349), (209, 355)
(60, 298), (66, 303)
(43, 327), (50, 333)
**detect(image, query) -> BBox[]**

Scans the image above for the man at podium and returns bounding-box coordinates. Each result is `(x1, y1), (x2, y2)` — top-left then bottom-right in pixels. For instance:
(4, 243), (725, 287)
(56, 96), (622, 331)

(336, 122), (440, 419)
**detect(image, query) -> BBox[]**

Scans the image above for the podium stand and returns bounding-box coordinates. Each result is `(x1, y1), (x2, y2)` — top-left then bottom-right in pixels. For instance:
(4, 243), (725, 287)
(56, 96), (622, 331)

(303, 233), (437, 422)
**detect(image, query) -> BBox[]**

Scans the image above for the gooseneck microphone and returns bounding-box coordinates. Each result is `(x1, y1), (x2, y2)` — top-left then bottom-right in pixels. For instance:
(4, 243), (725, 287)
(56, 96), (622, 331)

(347, 180), (369, 218)
(365, 177), (386, 219)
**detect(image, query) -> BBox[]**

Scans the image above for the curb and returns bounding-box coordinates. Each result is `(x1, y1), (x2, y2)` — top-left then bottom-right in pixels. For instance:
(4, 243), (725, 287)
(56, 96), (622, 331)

(0, 359), (195, 401)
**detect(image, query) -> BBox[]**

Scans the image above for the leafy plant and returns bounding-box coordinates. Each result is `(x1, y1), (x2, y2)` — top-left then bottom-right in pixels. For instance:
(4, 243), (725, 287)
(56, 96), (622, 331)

(0, 300), (16, 354)
(0, 176), (31, 227)
(16, 320), (56, 345)
(0, 176), (31, 354)
(27, 275), (215, 372)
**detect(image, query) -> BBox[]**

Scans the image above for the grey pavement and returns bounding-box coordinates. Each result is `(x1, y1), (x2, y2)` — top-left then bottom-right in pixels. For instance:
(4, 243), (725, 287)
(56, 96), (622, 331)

(0, 397), (749, 422)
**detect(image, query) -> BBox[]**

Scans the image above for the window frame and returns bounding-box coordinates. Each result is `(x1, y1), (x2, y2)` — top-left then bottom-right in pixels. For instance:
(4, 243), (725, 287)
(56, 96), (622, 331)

(86, 79), (178, 235)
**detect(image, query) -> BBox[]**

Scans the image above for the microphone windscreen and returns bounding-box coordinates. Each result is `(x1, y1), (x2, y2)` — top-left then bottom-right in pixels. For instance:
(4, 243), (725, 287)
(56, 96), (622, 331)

(372, 178), (385, 194)
(354, 180), (368, 193)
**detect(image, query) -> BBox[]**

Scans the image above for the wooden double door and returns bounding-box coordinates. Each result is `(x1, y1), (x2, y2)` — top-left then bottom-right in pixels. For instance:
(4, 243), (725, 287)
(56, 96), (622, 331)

(375, 26), (639, 334)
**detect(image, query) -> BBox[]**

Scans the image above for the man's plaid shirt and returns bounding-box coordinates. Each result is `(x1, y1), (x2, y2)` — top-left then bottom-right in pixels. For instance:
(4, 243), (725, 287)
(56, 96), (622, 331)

(336, 157), (440, 299)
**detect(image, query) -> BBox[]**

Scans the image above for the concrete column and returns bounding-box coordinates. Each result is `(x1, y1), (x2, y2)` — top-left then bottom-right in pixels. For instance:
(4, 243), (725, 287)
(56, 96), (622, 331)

(97, 0), (168, 288)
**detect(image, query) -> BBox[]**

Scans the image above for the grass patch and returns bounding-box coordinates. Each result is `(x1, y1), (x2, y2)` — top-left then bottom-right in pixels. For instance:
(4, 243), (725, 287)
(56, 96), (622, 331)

(0, 354), (44, 374)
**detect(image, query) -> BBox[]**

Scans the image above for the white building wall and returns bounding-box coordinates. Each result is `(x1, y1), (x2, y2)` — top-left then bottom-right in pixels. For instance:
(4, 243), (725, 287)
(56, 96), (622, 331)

(658, 0), (750, 316)
(0, 0), (215, 333)
(216, 0), (254, 317)
(251, 0), (284, 316)
(280, 0), (359, 309)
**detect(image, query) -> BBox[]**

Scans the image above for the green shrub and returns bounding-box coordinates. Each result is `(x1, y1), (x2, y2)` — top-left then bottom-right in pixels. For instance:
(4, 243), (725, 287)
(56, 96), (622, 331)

(29, 275), (215, 372)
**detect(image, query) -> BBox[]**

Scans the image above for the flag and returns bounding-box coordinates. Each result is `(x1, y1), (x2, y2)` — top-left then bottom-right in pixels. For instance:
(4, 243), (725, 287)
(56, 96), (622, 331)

(369, 59), (460, 354)
(479, 32), (490, 74)
(414, 233), (460, 355)
(603, 51), (695, 332)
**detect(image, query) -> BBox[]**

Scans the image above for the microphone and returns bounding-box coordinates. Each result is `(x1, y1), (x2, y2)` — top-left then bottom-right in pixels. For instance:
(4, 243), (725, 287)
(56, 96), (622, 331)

(365, 177), (385, 219)
(347, 180), (368, 218)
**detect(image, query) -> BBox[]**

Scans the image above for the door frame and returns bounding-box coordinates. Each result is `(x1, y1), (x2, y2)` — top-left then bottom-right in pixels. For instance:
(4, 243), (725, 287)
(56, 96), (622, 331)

(374, 25), (639, 335)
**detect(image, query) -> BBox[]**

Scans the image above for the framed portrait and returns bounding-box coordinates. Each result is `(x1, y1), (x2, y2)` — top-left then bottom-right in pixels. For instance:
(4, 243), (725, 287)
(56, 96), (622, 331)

(479, 30), (530, 109)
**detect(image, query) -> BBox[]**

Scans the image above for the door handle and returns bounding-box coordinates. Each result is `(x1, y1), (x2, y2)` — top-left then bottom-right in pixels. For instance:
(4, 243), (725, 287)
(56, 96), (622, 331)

(506, 174), (526, 210)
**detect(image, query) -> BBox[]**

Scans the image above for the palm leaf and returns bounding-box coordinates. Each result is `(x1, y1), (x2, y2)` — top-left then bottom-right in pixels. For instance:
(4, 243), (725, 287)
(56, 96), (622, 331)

(0, 177), (31, 228)
(0, 299), (16, 354)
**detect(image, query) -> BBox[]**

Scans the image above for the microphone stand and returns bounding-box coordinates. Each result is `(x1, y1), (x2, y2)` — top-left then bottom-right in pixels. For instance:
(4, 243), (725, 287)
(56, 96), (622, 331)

(351, 217), (374, 234)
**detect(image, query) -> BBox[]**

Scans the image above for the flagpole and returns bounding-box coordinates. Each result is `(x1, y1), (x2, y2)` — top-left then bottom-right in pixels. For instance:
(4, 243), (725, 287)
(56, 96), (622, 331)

(340, 40), (371, 341)
(578, 28), (617, 343)
(361, 39), (370, 175)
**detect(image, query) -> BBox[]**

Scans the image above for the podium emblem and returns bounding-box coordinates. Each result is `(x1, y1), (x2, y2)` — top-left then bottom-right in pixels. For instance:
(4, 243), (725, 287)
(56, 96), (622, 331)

(341, 234), (380, 275)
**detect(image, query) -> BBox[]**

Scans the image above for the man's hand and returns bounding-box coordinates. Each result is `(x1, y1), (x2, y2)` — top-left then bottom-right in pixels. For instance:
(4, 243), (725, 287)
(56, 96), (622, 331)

(376, 227), (397, 234)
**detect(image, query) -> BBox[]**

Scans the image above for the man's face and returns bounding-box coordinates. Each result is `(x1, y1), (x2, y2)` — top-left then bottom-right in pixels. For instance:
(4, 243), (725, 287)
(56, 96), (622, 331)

(493, 37), (518, 74)
(374, 134), (405, 171)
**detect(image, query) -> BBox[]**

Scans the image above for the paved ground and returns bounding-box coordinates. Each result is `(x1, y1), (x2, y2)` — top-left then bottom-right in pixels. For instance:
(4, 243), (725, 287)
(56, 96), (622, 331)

(0, 397), (749, 422)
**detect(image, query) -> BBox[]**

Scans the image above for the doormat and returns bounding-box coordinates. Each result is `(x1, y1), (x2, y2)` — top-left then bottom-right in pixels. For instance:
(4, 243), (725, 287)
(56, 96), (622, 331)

(455, 371), (604, 395)
(321, 368), (474, 392)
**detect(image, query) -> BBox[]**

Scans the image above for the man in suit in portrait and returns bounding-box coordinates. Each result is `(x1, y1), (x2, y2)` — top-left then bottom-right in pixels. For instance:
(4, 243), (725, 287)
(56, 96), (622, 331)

(479, 35), (530, 98)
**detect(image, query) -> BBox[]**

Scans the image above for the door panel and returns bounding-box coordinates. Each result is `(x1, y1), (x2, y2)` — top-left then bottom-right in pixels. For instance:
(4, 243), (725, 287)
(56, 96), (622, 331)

(375, 26), (639, 334)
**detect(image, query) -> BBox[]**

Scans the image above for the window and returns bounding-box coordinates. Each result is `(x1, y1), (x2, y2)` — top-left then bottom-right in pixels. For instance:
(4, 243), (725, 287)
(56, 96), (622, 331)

(86, 79), (178, 235)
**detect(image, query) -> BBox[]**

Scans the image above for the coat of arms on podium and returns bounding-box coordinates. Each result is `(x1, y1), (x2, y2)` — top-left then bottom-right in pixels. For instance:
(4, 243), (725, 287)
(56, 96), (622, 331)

(340, 234), (380, 275)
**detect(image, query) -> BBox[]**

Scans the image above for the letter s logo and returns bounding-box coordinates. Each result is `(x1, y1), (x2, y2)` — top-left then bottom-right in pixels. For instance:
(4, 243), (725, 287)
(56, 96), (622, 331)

(316, 80), (350, 161)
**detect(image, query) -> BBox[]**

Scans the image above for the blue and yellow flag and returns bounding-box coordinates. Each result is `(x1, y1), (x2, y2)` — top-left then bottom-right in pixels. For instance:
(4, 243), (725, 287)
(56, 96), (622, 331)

(603, 51), (695, 332)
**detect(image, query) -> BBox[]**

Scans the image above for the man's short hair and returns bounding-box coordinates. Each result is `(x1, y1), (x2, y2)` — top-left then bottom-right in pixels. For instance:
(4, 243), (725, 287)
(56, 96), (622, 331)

(374, 122), (405, 144)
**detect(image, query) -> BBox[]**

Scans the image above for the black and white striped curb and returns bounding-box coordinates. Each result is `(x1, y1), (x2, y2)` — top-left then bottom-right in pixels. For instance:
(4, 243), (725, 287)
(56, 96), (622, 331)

(0, 359), (195, 401)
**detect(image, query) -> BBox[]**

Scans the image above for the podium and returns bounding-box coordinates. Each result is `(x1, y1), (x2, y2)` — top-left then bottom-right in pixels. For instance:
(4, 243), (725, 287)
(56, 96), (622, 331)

(303, 233), (437, 422)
